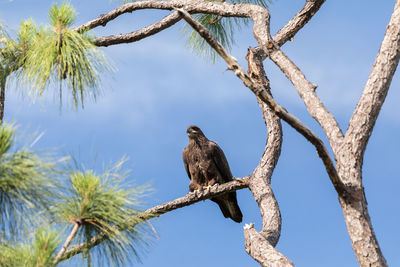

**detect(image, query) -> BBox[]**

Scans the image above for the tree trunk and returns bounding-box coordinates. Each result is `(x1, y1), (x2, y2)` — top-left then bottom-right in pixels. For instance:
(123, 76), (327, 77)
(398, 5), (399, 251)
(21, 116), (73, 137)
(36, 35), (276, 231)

(339, 193), (387, 267)
(0, 75), (5, 124)
(336, 157), (388, 267)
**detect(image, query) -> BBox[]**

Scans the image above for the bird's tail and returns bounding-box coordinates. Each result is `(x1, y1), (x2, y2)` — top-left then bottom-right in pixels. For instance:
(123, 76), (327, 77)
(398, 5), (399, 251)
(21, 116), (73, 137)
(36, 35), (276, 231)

(212, 192), (243, 223)
(225, 192), (243, 223)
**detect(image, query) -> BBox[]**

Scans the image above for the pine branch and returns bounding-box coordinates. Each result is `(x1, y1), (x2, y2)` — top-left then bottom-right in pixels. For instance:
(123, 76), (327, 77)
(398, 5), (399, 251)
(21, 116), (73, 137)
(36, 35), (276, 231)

(54, 222), (81, 263)
(56, 178), (249, 263)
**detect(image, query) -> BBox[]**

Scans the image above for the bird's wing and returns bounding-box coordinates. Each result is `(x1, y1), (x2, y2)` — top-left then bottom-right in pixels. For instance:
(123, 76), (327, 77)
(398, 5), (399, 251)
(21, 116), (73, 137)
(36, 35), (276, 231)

(211, 141), (233, 182)
(182, 147), (191, 180)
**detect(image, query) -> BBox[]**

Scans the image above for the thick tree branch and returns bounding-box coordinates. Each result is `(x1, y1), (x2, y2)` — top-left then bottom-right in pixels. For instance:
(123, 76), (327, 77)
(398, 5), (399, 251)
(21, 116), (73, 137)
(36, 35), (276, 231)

(273, 0), (325, 47)
(57, 178), (249, 263)
(345, 0), (400, 161)
(245, 50), (294, 266)
(267, 47), (344, 154)
(244, 224), (294, 267)
(93, 11), (182, 47)
(177, 8), (347, 197)
(247, 50), (282, 245)
(73, 0), (259, 33)
(77, 0), (325, 53)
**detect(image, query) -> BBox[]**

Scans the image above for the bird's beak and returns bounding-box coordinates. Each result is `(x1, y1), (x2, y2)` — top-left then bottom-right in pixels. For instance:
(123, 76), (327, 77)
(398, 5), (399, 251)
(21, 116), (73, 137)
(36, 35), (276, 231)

(187, 128), (197, 137)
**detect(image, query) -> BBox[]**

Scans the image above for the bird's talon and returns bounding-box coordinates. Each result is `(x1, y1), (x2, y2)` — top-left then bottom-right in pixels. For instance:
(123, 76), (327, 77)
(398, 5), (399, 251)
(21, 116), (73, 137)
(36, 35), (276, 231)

(233, 177), (247, 185)
(203, 185), (212, 191)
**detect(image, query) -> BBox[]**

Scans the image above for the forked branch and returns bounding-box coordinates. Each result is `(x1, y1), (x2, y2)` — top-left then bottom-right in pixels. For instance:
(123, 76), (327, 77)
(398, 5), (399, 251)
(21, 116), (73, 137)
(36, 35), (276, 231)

(345, 0), (400, 160)
(176, 8), (347, 197)
(266, 47), (344, 154)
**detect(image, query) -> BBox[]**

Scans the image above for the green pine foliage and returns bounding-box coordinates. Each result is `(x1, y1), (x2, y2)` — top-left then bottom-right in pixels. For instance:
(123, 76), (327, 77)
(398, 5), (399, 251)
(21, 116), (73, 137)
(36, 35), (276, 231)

(0, 125), (153, 266)
(0, 227), (60, 267)
(0, 124), (57, 238)
(182, 0), (271, 62)
(54, 158), (153, 266)
(0, 23), (20, 85)
(22, 2), (114, 108)
(1, 2), (113, 109)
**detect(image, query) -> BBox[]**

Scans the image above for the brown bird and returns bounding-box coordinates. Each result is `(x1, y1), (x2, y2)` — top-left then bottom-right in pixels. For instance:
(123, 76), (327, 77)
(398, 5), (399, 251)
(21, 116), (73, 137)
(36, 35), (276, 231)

(182, 125), (243, 223)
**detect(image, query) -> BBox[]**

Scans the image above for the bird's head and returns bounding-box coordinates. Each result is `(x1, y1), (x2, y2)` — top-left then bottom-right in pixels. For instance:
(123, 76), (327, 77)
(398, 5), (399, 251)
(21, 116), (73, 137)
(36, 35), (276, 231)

(186, 125), (205, 139)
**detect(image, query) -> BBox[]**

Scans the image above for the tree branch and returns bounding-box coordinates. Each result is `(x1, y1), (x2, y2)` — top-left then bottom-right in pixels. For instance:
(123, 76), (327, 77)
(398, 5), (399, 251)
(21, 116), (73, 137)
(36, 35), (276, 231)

(177, 8), (347, 197)
(244, 224), (294, 267)
(73, 0), (260, 33)
(344, 0), (400, 161)
(266, 46), (344, 154)
(93, 11), (182, 47)
(54, 222), (80, 263)
(273, 0), (325, 47)
(57, 178), (249, 263)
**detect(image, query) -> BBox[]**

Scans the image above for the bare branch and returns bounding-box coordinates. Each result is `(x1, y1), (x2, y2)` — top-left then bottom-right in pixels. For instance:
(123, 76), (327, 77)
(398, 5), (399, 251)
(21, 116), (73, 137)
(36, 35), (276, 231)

(93, 11), (182, 47)
(247, 48), (283, 246)
(345, 0), (400, 160)
(177, 8), (347, 197)
(57, 178), (249, 263)
(273, 0), (325, 47)
(244, 224), (294, 267)
(73, 0), (257, 33)
(267, 47), (345, 153)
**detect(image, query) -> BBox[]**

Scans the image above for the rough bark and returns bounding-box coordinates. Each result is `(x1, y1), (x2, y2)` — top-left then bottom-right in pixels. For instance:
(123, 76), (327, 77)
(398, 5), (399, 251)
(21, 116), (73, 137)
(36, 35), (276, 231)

(330, 1), (400, 266)
(267, 48), (344, 153)
(178, 8), (344, 197)
(345, 0), (400, 161)
(244, 224), (294, 267)
(68, 0), (399, 266)
(93, 11), (182, 47)
(245, 49), (294, 266)
(73, 0), (259, 33)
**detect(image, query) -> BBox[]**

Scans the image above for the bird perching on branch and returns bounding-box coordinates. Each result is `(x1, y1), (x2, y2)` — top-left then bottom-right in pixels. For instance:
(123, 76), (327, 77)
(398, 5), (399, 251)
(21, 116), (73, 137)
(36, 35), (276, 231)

(183, 125), (243, 223)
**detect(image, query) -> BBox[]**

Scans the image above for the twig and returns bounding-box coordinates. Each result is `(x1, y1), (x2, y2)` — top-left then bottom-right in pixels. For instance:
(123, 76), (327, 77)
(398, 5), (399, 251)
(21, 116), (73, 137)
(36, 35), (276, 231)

(54, 222), (81, 263)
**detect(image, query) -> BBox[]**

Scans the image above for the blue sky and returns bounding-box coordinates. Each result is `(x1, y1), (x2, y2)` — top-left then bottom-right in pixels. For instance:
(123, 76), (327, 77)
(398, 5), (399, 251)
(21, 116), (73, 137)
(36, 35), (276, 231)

(1, 0), (399, 266)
